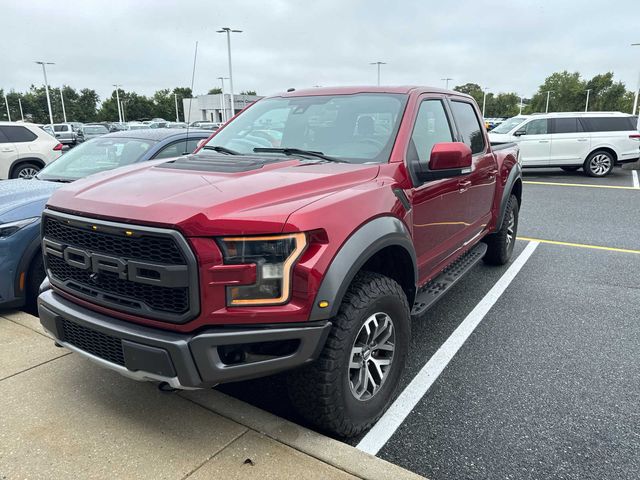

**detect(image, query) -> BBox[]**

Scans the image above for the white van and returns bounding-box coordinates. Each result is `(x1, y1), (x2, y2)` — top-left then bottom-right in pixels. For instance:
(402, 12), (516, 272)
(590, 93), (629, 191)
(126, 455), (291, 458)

(489, 112), (639, 177)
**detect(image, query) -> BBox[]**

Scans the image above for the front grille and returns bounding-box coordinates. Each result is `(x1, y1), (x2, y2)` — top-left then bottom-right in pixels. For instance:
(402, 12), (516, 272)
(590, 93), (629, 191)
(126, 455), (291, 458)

(42, 211), (198, 323)
(48, 256), (189, 314)
(61, 319), (125, 366)
(44, 216), (185, 264)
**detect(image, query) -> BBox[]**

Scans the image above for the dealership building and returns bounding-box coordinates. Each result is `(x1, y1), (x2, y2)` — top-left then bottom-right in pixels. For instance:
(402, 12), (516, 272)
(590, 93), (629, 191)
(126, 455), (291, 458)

(182, 93), (262, 123)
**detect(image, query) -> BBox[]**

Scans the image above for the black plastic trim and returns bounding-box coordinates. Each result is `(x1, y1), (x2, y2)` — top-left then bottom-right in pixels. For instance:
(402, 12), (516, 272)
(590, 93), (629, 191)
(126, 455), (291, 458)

(309, 216), (417, 321)
(38, 289), (331, 388)
(496, 163), (522, 232)
(13, 232), (42, 303)
(393, 188), (411, 212)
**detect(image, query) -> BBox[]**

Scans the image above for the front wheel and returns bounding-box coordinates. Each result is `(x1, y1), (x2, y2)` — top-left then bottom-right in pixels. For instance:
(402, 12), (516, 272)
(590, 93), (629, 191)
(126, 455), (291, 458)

(287, 271), (410, 437)
(483, 194), (519, 265)
(584, 151), (614, 177)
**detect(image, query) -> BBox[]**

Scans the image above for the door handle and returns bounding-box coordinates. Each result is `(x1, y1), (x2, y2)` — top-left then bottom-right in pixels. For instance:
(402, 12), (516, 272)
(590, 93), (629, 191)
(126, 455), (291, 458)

(577, 138), (588, 142)
(458, 180), (472, 192)
(538, 140), (549, 143)
(1, 148), (14, 152)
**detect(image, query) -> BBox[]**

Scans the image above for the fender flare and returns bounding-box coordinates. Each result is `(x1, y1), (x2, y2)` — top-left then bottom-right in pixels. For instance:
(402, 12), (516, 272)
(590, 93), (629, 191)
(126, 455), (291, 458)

(309, 216), (417, 321)
(9, 157), (46, 178)
(496, 163), (522, 232)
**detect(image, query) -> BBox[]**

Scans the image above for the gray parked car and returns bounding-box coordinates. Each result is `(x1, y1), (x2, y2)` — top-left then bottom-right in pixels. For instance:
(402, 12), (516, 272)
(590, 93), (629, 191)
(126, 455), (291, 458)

(76, 124), (110, 143)
(52, 123), (78, 146)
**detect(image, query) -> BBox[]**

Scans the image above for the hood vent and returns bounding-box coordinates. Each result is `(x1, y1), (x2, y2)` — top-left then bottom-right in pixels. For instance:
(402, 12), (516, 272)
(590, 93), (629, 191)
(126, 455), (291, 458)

(156, 153), (287, 173)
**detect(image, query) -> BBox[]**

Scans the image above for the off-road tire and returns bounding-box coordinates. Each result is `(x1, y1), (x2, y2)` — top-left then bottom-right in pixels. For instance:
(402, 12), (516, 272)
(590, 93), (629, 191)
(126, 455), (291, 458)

(287, 271), (410, 437)
(483, 194), (519, 265)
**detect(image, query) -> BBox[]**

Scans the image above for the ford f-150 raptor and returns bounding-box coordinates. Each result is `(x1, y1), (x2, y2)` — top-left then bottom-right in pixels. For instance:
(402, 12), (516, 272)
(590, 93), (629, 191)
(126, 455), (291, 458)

(38, 86), (521, 437)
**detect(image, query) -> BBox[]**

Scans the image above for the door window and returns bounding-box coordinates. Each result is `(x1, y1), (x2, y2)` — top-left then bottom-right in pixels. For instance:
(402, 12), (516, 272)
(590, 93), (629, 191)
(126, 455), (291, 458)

(552, 118), (583, 134)
(0, 126), (37, 142)
(409, 100), (453, 163)
(523, 119), (548, 135)
(153, 138), (204, 159)
(581, 117), (636, 132)
(53, 125), (69, 132)
(450, 101), (485, 154)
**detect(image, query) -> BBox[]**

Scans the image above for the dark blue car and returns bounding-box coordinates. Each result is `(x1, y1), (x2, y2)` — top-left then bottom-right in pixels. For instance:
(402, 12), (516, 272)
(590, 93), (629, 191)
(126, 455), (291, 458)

(0, 128), (210, 310)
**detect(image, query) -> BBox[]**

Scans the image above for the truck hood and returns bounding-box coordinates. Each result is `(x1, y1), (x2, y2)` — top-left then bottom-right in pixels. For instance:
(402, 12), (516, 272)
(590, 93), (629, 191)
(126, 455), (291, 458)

(0, 179), (63, 223)
(47, 154), (381, 236)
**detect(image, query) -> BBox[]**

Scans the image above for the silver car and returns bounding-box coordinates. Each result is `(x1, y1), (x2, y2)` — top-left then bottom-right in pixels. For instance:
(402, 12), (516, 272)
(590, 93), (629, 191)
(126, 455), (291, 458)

(52, 123), (78, 145)
(76, 124), (110, 143)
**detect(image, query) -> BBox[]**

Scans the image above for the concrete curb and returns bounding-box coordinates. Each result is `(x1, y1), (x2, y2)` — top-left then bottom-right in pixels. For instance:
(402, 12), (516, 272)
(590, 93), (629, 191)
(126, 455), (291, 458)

(182, 389), (425, 480)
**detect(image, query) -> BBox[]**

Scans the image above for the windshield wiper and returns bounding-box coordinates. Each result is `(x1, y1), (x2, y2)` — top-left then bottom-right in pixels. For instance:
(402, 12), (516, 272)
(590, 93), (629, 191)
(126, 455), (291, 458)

(38, 177), (73, 183)
(202, 145), (240, 155)
(253, 147), (347, 163)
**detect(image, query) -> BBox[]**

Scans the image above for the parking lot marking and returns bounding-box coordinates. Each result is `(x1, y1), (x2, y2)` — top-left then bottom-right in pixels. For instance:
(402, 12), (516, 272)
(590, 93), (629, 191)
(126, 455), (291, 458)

(523, 180), (639, 191)
(356, 241), (540, 456)
(517, 236), (640, 255)
(632, 170), (639, 189)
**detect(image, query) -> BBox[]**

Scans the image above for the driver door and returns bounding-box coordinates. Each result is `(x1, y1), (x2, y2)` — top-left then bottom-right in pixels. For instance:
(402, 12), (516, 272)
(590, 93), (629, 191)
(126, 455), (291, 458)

(515, 118), (551, 166)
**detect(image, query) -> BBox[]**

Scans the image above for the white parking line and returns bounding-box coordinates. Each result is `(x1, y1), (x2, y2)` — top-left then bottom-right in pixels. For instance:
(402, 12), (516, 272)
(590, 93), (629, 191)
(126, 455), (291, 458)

(632, 170), (639, 189)
(356, 241), (540, 456)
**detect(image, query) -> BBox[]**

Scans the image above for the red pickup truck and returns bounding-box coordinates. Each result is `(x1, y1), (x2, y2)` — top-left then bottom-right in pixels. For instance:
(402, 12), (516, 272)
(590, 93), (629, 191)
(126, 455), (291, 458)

(38, 86), (521, 437)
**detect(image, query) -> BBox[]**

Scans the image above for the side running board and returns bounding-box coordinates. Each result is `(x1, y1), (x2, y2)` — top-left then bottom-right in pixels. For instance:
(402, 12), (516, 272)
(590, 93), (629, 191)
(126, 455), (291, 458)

(411, 242), (488, 317)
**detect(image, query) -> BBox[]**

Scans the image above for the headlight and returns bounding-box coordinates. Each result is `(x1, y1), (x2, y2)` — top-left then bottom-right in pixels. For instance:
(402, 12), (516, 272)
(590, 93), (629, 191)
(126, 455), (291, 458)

(217, 233), (307, 306)
(0, 217), (38, 238)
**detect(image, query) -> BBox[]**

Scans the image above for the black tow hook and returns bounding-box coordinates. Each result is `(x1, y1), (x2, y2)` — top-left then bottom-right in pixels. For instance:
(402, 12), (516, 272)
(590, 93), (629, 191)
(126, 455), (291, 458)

(158, 381), (178, 393)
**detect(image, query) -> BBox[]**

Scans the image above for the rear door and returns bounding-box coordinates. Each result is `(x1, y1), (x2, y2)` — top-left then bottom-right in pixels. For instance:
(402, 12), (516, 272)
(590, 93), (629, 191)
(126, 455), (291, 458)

(0, 128), (18, 179)
(549, 117), (590, 165)
(516, 118), (551, 166)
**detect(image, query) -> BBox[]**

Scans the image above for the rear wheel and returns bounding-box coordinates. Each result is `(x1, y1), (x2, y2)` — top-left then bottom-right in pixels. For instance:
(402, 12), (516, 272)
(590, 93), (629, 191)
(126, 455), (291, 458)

(561, 166), (580, 172)
(584, 151), (614, 177)
(11, 163), (41, 179)
(287, 271), (410, 437)
(483, 194), (519, 265)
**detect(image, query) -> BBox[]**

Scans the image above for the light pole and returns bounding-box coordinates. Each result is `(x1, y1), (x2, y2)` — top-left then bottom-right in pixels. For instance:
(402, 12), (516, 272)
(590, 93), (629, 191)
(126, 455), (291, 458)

(18, 97), (24, 122)
(370, 62), (386, 86)
(174, 93), (180, 122)
(545, 90), (553, 113)
(632, 43), (640, 115)
(585, 89), (592, 112)
(3, 93), (10, 122)
(217, 76), (229, 122)
(441, 77), (453, 89)
(217, 27), (242, 119)
(112, 84), (123, 123)
(35, 61), (55, 128)
(519, 96), (524, 115)
(482, 87), (489, 117)
(60, 87), (67, 122)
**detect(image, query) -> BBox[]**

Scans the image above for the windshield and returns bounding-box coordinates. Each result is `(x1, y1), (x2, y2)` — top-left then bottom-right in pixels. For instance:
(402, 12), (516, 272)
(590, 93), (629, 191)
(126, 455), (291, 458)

(37, 137), (155, 181)
(84, 125), (109, 134)
(201, 93), (408, 163)
(491, 116), (527, 134)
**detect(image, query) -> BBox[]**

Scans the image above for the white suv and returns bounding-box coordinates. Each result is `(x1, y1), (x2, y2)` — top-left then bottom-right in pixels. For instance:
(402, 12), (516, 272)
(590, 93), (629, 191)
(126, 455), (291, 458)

(0, 122), (63, 179)
(489, 112), (639, 177)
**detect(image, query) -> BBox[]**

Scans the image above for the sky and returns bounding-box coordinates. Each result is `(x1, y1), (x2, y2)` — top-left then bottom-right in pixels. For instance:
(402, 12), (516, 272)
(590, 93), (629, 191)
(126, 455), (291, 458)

(1, 0), (638, 102)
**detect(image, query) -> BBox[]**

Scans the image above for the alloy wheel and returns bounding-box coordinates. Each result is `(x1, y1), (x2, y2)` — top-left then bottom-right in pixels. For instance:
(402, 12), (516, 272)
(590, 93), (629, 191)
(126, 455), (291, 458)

(348, 312), (395, 401)
(18, 167), (39, 179)
(506, 209), (515, 247)
(589, 154), (611, 176)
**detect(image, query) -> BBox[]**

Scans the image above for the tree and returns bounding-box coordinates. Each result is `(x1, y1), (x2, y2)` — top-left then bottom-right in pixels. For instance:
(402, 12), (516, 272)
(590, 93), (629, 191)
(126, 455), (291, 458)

(172, 87), (192, 121)
(240, 90), (257, 96)
(454, 83), (483, 107)
(208, 87), (222, 94)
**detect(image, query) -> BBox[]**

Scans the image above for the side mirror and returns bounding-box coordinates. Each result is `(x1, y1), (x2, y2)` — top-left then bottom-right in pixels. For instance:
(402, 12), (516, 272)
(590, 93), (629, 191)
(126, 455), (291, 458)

(417, 142), (472, 181)
(513, 129), (526, 137)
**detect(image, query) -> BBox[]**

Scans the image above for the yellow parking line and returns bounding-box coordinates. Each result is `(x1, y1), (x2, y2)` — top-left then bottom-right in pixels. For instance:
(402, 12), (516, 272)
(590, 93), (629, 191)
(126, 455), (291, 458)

(518, 236), (640, 255)
(523, 180), (638, 191)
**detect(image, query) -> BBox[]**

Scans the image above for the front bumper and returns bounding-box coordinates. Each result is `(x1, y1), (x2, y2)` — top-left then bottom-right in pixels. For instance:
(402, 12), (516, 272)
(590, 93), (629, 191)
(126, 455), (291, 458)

(38, 289), (331, 389)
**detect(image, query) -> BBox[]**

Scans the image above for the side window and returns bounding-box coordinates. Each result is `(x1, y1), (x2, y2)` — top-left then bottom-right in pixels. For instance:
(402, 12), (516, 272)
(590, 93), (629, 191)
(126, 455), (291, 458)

(0, 129), (9, 144)
(410, 99), (453, 163)
(523, 119), (548, 135)
(0, 126), (38, 143)
(552, 118), (582, 134)
(581, 117), (636, 132)
(153, 138), (204, 159)
(53, 125), (68, 132)
(450, 101), (485, 154)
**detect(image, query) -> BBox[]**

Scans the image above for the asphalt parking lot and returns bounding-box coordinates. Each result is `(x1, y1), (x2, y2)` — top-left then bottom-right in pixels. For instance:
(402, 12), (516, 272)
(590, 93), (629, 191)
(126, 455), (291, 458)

(220, 166), (640, 479)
